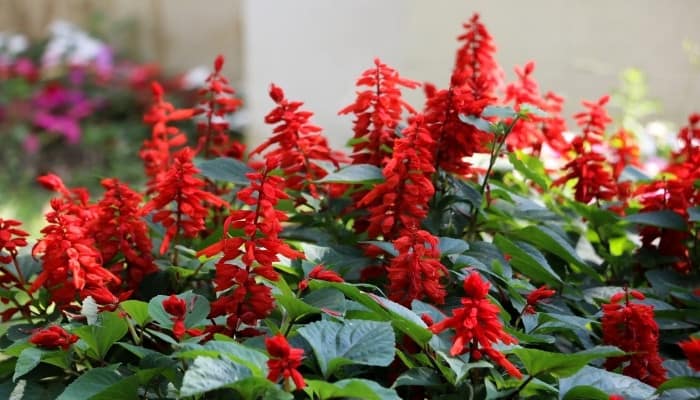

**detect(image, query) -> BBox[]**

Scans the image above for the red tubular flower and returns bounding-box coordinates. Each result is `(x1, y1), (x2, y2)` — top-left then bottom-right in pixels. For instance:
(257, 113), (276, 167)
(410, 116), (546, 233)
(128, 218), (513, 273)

(195, 54), (244, 159)
(298, 265), (344, 291)
(387, 228), (448, 306)
(679, 337), (700, 371)
(672, 113), (700, 164)
(140, 82), (197, 190)
(358, 115), (436, 239)
(266, 334), (306, 390)
(453, 13), (503, 92)
(31, 197), (120, 307)
(29, 326), (78, 350)
(339, 58), (419, 167)
(252, 84), (341, 197)
(199, 157), (304, 334)
(143, 148), (228, 255)
(429, 272), (521, 379)
(601, 289), (666, 387)
(574, 95), (612, 147)
(0, 218), (29, 264)
(524, 285), (556, 314)
(163, 295), (187, 340)
(504, 62), (568, 155)
(609, 129), (641, 180)
(90, 178), (156, 291)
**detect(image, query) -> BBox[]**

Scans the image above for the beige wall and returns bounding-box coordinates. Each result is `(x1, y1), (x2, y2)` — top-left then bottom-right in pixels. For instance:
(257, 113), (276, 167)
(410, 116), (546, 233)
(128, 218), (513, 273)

(2, 1), (699, 150)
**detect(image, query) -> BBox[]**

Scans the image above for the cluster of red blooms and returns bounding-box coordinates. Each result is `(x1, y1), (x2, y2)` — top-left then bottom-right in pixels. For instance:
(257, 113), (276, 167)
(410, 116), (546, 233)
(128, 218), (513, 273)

(679, 336), (700, 372)
(194, 55), (245, 159)
(601, 289), (666, 387)
(0, 218), (30, 321)
(265, 334), (306, 390)
(429, 272), (522, 379)
(339, 58), (419, 167)
(553, 96), (618, 204)
(252, 84), (340, 197)
(609, 128), (642, 180)
(523, 285), (556, 314)
(503, 61), (568, 155)
(634, 114), (700, 273)
(387, 228), (448, 306)
(29, 325), (78, 350)
(200, 157), (304, 335)
(92, 178), (156, 291)
(139, 82), (196, 190)
(298, 264), (344, 292)
(143, 148), (228, 255)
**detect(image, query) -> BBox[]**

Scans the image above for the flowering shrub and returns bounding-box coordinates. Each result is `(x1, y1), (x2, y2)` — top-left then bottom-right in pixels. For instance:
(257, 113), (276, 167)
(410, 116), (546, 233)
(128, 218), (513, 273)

(2, 12), (700, 400)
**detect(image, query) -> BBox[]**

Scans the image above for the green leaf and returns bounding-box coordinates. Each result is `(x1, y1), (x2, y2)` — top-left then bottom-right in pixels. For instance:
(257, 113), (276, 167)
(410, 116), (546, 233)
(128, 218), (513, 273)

(73, 312), (128, 360)
(308, 281), (433, 345)
(317, 164), (383, 183)
(688, 206), (700, 222)
(120, 300), (150, 326)
(559, 366), (655, 400)
(180, 356), (252, 397)
(619, 165), (650, 182)
(511, 225), (599, 279)
(518, 102), (548, 117)
(194, 157), (251, 184)
(508, 151), (550, 189)
(510, 346), (623, 378)
(55, 367), (122, 400)
(493, 234), (563, 286)
(625, 210), (688, 230)
(482, 105), (518, 119)
(298, 319), (395, 378)
(562, 385), (609, 400)
(657, 376), (700, 393)
(392, 367), (442, 388)
(13, 347), (43, 381)
(305, 379), (400, 400)
(275, 292), (321, 320)
(458, 114), (492, 132)
(229, 376), (293, 400)
(438, 237), (469, 255)
(177, 340), (269, 377)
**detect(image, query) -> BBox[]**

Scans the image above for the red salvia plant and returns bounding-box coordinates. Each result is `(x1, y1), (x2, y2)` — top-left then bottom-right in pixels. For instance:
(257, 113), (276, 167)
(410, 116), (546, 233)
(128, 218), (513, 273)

(679, 337), (700, 372)
(199, 157), (304, 335)
(387, 227), (448, 306)
(90, 178), (157, 292)
(503, 61), (568, 155)
(601, 289), (667, 387)
(453, 13), (503, 92)
(29, 326), (79, 350)
(358, 115), (436, 240)
(139, 82), (197, 191)
(31, 197), (120, 308)
(265, 334), (306, 390)
(553, 96), (618, 204)
(523, 285), (556, 314)
(429, 271), (522, 379)
(0, 218), (31, 321)
(338, 58), (419, 167)
(298, 264), (344, 291)
(252, 84), (340, 197)
(194, 54), (244, 159)
(143, 147), (228, 258)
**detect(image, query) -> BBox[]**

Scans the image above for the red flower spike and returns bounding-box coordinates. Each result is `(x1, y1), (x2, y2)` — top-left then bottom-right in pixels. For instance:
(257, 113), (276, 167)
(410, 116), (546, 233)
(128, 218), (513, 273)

(339, 58), (419, 167)
(90, 178), (156, 292)
(143, 148), (228, 255)
(253, 84), (342, 197)
(358, 115), (436, 239)
(601, 290), (666, 387)
(679, 337), (700, 371)
(29, 326), (78, 350)
(299, 265), (344, 291)
(453, 13), (503, 93)
(386, 228), (448, 306)
(0, 218), (29, 265)
(163, 295), (188, 340)
(265, 334), (306, 390)
(524, 285), (556, 314)
(429, 272), (521, 379)
(194, 55), (244, 158)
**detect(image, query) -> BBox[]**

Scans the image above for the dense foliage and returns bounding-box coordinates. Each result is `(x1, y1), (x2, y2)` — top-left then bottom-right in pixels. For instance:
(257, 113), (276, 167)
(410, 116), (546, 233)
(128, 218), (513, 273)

(1, 12), (700, 400)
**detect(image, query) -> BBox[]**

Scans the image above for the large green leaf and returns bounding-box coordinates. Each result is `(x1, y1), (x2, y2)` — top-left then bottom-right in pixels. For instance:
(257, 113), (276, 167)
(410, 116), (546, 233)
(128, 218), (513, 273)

(317, 164), (383, 183)
(176, 340), (268, 377)
(625, 210), (688, 230)
(180, 356), (252, 397)
(657, 376), (700, 393)
(508, 151), (550, 189)
(561, 385), (609, 400)
(304, 378), (400, 400)
(297, 319), (395, 378)
(229, 376), (293, 400)
(56, 366), (161, 400)
(194, 157), (251, 184)
(493, 234), (563, 286)
(510, 346), (623, 378)
(13, 347), (43, 381)
(120, 300), (150, 327)
(308, 281), (432, 345)
(559, 366), (655, 400)
(73, 312), (128, 360)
